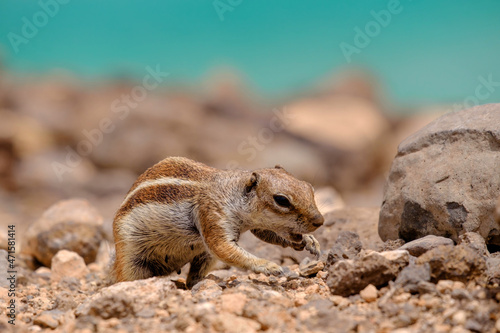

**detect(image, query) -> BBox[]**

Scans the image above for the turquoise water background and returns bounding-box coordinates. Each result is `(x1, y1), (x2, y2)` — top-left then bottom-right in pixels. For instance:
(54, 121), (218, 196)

(0, 0), (500, 106)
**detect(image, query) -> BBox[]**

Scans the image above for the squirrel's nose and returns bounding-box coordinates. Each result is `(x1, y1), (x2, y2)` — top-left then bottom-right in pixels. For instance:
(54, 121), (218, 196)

(311, 214), (324, 227)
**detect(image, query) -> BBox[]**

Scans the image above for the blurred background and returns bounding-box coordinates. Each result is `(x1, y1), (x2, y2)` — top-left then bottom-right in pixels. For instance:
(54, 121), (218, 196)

(0, 0), (499, 239)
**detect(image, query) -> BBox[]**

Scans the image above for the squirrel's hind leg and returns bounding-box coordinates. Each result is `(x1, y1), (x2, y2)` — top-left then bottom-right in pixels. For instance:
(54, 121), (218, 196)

(186, 252), (217, 289)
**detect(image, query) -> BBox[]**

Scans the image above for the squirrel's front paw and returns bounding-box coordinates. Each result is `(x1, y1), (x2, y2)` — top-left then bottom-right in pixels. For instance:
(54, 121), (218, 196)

(303, 234), (321, 258)
(253, 260), (284, 276)
(291, 234), (321, 258)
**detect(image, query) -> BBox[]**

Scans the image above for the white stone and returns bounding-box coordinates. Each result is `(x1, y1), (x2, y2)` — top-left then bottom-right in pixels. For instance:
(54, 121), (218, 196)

(51, 250), (89, 283)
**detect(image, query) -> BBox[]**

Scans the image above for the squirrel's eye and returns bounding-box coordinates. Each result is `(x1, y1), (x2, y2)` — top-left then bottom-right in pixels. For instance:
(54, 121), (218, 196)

(273, 195), (291, 208)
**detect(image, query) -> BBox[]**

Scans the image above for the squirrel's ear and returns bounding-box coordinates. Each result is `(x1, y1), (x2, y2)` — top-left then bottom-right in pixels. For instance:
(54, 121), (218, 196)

(245, 172), (260, 194)
(275, 164), (289, 172)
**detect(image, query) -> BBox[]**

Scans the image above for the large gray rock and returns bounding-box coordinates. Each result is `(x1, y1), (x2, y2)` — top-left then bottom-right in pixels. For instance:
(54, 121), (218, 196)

(379, 104), (500, 246)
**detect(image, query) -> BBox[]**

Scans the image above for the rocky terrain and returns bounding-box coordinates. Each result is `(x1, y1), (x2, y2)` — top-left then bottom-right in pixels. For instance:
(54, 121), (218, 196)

(0, 74), (499, 332)
(1, 195), (499, 333)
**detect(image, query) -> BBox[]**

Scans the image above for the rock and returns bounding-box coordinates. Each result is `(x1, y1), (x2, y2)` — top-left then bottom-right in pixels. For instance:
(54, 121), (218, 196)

(466, 319), (487, 332)
(458, 232), (489, 257)
(395, 263), (431, 293)
(416, 245), (487, 283)
(34, 310), (64, 329)
(191, 279), (223, 299)
(451, 288), (472, 301)
(287, 95), (389, 191)
(313, 187), (345, 215)
(51, 250), (90, 283)
(135, 307), (156, 318)
(378, 110), (446, 186)
(398, 235), (454, 257)
(452, 310), (468, 326)
(379, 250), (410, 268)
(417, 281), (437, 295)
(192, 301), (216, 322)
(58, 276), (82, 292)
(327, 251), (408, 296)
(76, 277), (177, 318)
(326, 231), (362, 266)
(360, 284), (378, 302)
(379, 104), (500, 246)
(35, 266), (51, 276)
(281, 267), (300, 281)
(298, 299), (352, 331)
(316, 270), (328, 280)
(220, 293), (247, 315)
(212, 313), (261, 333)
(89, 293), (132, 319)
(380, 239), (405, 251)
(242, 300), (294, 330)
(486, 257), (500, 285)
(287, 86), (386, 153)
(299, 258), (325, 277)
(54, 291), (79, 311)
(25, 199), (104, 267)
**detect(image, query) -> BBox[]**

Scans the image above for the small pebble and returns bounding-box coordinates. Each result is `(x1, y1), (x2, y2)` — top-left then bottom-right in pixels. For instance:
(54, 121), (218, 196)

(316, 270), (328, 279)
(452, 310), (467, 325)
(299, 259), (324, 277)
(392, 292), (411, 303)
(436, 280), (454, 293)
(451, 289), (471, 300)
(305, 284), (320, 294)
(330, 295), (350, 308)
(34, 312), (59, 329)
(359, 284), (377, 302)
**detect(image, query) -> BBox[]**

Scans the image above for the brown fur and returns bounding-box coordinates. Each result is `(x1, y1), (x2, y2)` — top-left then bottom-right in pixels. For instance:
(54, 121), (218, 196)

(128, 157), (214, 193)
(112, 157), (324, 287)
(115, 184), (197, 221)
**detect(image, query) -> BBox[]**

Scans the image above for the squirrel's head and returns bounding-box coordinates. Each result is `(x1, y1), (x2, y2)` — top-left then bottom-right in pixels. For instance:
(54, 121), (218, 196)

(244, 165), (324, 242)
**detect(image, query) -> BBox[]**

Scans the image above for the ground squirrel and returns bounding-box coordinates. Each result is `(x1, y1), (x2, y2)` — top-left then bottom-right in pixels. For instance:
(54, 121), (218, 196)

(112, 157), (324, 288)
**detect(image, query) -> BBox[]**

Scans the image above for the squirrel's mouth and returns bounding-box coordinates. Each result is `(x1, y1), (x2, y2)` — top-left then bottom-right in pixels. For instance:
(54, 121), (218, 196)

(288, 232), (303, 243)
